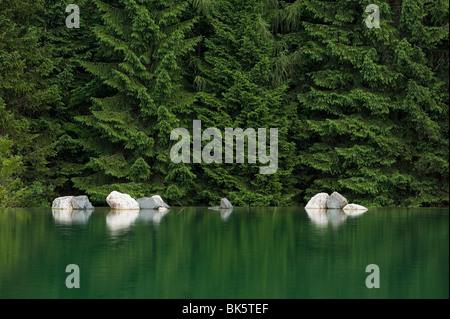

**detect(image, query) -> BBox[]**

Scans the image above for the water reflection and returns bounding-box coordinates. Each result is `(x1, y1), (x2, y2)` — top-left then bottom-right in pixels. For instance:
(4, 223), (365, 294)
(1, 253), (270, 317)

(138, 209), (170, 225)
(220, 208), (233, 221)
(52, 208), (93, 225)
(344, 210), (367, 217)
(1, 207), (448, 298)
(208, 207), (234, 221)
(106, 209), (139, 233)
(305, 208), (350, 228)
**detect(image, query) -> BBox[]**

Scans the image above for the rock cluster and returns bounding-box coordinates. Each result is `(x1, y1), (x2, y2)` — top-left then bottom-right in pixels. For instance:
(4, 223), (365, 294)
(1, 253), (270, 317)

(305, 192), (368, 212)
(52, 195), (94, 210)
(52, 192), (171, 211)
(106, 191), (140, 210)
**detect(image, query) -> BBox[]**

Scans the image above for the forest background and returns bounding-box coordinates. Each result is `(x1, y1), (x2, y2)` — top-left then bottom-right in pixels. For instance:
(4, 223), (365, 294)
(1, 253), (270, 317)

(0, 0), (448, 208)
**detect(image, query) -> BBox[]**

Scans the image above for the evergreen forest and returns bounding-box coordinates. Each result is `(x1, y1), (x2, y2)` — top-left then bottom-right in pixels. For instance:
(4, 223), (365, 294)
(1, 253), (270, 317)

(0, 0), (448, 207)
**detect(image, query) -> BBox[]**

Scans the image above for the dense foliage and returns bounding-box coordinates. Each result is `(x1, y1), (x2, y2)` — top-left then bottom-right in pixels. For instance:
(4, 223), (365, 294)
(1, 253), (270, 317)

(0, 0), (448, 207)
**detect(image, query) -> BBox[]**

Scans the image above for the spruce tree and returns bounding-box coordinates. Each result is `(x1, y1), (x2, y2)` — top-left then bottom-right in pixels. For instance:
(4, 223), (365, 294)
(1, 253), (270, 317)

(0, 0), (61, 206)
(72, 0), (201, 204)
(271, 0), (449, 206)
(190, 0), (298, 206)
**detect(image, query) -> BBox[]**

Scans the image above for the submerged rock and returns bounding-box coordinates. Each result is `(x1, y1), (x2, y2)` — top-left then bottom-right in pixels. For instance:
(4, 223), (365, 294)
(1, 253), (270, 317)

(305, 193), (329, 209)
(326, 192), (348, 209)
(106, 191), (140, 210)
(137, 195), (170, 210)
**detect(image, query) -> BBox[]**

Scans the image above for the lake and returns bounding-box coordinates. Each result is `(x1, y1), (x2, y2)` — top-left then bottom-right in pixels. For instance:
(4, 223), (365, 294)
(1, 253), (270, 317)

(0, 207), (448, 299)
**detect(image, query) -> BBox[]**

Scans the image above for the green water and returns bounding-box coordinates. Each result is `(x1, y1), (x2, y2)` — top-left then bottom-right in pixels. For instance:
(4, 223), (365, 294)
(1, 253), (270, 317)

(0, 207), (448, 299)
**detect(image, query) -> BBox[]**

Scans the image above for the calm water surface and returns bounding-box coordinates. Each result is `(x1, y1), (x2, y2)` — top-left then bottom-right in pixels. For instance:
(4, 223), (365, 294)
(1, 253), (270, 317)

(0, 207), (448, 299)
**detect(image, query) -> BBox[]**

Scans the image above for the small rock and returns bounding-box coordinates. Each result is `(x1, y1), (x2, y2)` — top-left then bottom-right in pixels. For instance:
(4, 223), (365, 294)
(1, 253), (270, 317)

(52, 196), (74, 210)
(106, 191), (140, 210)
(305, 193), (329, 209)
(137, 195), (170, 210)
(209, 198), (233, 210)
(343, 203), (368, 212)
(71, 195), (94, 210)
(220, 198), (233, 209)
(326, 192), (348, 209)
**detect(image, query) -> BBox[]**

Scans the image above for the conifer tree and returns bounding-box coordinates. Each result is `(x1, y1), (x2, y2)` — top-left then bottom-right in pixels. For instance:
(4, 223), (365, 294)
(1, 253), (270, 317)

(72, 0), (201, 203)
(1, 0), (448, 207)
(0, 0), (61, 206)
(271, 0), (449, 206)
(190, 0), (298, 206)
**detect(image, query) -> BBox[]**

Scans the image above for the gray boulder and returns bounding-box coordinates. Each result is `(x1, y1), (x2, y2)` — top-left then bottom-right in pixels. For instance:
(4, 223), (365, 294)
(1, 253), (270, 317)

(71, 195), (94, 210)
(326, 192), (348, 209)
(220, 198), (233, 209)
(137, 195), (170, 210)
(209, 198), (233, 210)
(305, 193), (329, 209)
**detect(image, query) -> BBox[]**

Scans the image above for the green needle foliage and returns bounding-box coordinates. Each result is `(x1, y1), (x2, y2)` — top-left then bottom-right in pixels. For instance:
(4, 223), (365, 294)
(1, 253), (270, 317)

(71, 0), (202, 203)
(0, 0), (448, 207)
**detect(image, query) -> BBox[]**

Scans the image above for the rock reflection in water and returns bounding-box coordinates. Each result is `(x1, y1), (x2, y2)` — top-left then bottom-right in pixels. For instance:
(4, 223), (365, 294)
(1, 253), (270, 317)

(305, 208), (348, 228)
(106, 209), (139, 233)
(344, 209), (367, 217)
(138, 209), (169, 225)
(220, 208), (233, 221)
(52, 208), (93, 225)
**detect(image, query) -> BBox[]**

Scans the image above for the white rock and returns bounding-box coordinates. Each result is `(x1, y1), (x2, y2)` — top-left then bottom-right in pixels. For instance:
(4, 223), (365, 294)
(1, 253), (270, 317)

(106, 191), (140, 210)
(343, 204), (368, 215)
(305, 193), (329, 209)
(343, 203), (368, 211)
(52, 196), (74, 210)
